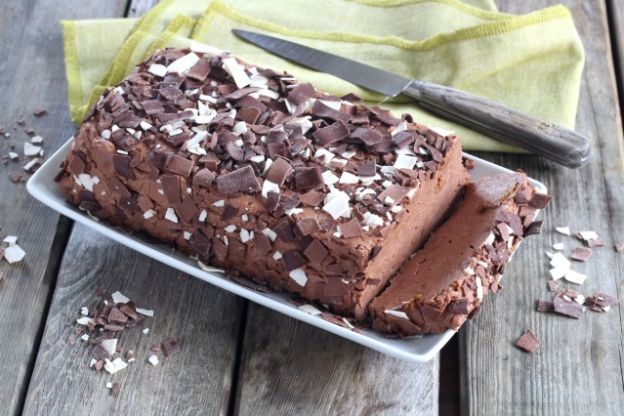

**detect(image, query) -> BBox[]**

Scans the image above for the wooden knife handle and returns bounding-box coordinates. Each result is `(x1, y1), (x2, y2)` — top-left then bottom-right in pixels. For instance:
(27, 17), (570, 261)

(402, 80), (590, 168)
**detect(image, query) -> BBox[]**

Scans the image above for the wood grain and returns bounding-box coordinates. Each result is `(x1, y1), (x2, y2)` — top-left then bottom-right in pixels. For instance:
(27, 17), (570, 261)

(608, 0), (624, 104)
(21, 225), (244, 416)
(0, 1), (127, 414)
(460, 1), (624, 415)
(234, 304), (440, 416)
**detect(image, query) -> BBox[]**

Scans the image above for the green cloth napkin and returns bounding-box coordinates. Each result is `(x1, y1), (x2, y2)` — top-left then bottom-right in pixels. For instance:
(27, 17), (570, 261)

(62, 0), (584, 152)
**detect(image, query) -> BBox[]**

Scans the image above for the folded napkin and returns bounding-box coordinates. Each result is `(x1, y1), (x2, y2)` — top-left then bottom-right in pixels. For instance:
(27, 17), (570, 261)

(62, 0), (584, 152)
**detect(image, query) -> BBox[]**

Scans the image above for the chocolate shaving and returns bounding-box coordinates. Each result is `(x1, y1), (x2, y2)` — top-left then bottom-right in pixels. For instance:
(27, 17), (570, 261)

(553, 295), (584, 319)
(265, 157), (292, 186)
(514, 329), (540, 353)
(294, 166), (323, 191)
(570, 247), (592, 262)
(312, 120), (349, 146)
(216, 165), (261, 195)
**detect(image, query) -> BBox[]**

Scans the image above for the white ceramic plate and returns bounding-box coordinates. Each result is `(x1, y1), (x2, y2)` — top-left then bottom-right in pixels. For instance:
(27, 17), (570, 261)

(27, 139), (547, 363)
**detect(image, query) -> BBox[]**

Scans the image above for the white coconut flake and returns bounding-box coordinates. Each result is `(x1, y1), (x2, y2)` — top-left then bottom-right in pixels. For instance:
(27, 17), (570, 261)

(298, 304), (322, 316)
(363, 212), (384, 228)
(111, 291), (130, 304)
(213, 200), (225, 207)
(143, 209), (156, 220)
(89, 358), (97, 368)
(184, 131), (208, 155)
(24, 142), (41, 156)
(272, 251), (282, 261)
(222, 57), (251, 89)
(552, 242), (565, 251)
(135, 308), (154, 317)
(75, 173), (100, 192)
(555, 226), (571, 236)
(31, 135), (44, 144)
(4, 244), (26, 263)
(3, 235), (17, 245)
(195, 111), (216, 124)
(183, 231), (191, 240)
(322, 171), (339, 186)
(550, 252), (571, 271)
(319, 99), (341, 111)
(289, 268), (308, 287)
(104, 357), (127, 375)
(142, 328), (150, 335)
(484, 232), (495, 246)
(240, 229), (251, 243)
(147, 354), (159, 366)
(101, 130), (111, 139)
(22, 158), (40, 172)
(199, 209), (208, 223)
(578, 231), (598, 241)
(189, 40), (222, 55)
(564, 270), (587, 285)
(323, 190), (351, 219)
(8, 151), (18, 160)
(250, 154), (265, 163)
(167, 52), (199, 74)
(262, 180), (280, 198)
(197, 260), (225, 273)
(101, 338), (118, 357)
(549, 267), (567, 280)
(224, 224), (236, 233)
(165, 208), (178, 224)
(76, 316), (94, 326)
(285, 208), (304, 216)
(148, 63), (167, 77)
(384, 309), (410, 320)
(262, 228), (277, 242)
(232, 121), (248, 135)
(339, 171), (359, 184)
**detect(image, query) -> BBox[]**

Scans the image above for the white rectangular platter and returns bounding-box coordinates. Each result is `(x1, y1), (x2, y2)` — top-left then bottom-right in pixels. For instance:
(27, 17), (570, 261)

(27, 138), (547, 362)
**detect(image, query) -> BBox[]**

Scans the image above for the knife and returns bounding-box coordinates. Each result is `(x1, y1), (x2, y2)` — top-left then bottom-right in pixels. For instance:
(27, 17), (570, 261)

(233, 29), (590, 168)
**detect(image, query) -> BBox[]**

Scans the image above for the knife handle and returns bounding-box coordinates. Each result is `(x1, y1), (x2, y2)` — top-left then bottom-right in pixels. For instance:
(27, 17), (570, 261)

(402, 80), (590, 168)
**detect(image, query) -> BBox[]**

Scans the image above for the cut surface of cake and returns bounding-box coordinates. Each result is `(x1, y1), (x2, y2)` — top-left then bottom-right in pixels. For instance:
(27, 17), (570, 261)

(369, 172), (550, 335)
(56, 46), (471, 319)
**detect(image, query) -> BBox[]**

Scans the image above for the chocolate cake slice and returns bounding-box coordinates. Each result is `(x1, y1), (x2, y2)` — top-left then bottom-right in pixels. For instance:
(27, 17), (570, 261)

(369, 172), (550, 335)
(56, 46), (469, 319)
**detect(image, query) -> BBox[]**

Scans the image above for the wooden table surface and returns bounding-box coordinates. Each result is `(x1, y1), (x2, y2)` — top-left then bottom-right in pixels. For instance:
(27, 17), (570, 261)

(1, 0), (623, 415)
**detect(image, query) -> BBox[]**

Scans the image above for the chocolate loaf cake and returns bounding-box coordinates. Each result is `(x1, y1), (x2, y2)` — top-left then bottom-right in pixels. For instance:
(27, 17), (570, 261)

(56, 46), (469, 319)
(369, 172), (550, 335)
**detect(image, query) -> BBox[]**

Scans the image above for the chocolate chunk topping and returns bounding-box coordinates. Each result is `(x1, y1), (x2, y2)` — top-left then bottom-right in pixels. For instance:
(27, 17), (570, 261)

(524, 221), (542, 236)
(161, 175), (181, 205)
(294, 166), (323, 191)
(514, 329), (540, 353)
(187, 59), (211, 81)
(216, 165), (261, 195)
(303, 239), (328, 265)
(296, 218), (318, 236)
(529, 192), (552, 208)
(535, 300), (554, 312)
(446, 298), (470, 314)
(283, 250), (306, 271)
(141, 99), (164, 115)
(166, 155), (193, 177)
(299, 190), (324, 207)
(312, 120), (349, 146)
(265, 157), (292, 186)
(287, 83), (315, 105)
(357, 160), (376, 177)
(193, 168), (216, 188)
(112, 154), (135, 179)
(340, 218), (362, 238)
(311, 100), (349, 121)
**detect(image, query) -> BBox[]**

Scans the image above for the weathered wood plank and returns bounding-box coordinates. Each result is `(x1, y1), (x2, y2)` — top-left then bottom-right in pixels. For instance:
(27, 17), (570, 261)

(0, 1), (127, 414)
(460, 1), (624, 415)
(608, 0), (624, 103)
(22, 225), (244, 416)
(234, 304), (439, 416)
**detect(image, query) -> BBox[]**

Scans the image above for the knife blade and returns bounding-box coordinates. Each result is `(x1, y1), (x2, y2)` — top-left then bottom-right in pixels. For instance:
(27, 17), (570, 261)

(232, 29), (590, 168)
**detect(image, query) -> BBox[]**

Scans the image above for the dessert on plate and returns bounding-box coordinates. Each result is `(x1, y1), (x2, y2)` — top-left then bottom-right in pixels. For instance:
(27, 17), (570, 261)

(56, 46), (549, 334)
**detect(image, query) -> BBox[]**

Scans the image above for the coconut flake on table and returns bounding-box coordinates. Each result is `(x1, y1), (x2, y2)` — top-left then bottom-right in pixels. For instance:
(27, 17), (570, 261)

(550, 252), (571, 270)
(555, 226), (571, 236)
(3, 244), (26, 263)
(8, 152), (18, 160)
(167, 52), (199, 75)
(142, 328), (150, 335)
(552, 242), (565, 251)
(111, 291), (130, 304)
(3, 235), (17, 245)
(564, 270), (588, 285)
(76, 316), (94, 326)
(135, 307), (154, 317)
(104, 357), (127, 375)
(221, 57), (251, 89)
(100, 338), (118, 357)
(80, 306), (89, 316)
(24, 142), (41, 156)
(30, 135), (44, 144)
(578, 230), (599, 241)
(147, 354), (159, 366)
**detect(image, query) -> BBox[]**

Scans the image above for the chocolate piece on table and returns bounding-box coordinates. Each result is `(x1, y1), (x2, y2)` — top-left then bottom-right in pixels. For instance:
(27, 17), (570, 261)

(369, 173), (548, 335)
(553, 295), (585, 319)
(57, 47), (470, 323)
(535, 300), (554, 313)
(570, 246), (592, 262)
(514, 329), (541, 353)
